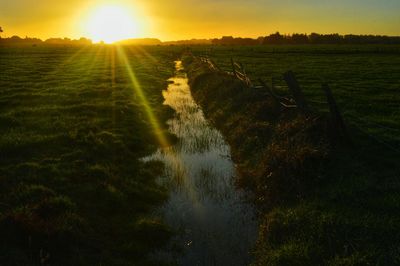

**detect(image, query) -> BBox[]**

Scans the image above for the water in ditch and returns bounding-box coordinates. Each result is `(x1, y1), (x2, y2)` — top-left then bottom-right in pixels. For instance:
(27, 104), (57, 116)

(144, 61), (258, 265)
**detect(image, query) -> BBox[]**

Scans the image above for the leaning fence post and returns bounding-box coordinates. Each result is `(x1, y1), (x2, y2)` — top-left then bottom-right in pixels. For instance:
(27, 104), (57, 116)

(259, 78), (280, 106)
(322, 83), (347, 139)
(240, 63), (251, 87)
(271, 76), (275, 91)
(209, 58), (221, 72)
(283, 71), (309, 114)
(231, 58), (237, 78)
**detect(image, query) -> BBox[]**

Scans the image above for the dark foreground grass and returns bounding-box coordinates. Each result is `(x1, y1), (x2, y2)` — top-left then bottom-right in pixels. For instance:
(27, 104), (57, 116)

(0, 45), (179, 265)
(183, 48), (400, 266)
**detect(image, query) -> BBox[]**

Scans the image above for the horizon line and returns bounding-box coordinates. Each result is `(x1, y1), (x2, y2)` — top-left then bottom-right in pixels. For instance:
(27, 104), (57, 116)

(2, 32), (400, 44)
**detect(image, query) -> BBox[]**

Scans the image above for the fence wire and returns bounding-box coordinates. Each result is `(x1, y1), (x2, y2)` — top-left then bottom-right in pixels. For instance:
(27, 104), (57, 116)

(344, 112), (400, 154)
(197, 54), (400, 155)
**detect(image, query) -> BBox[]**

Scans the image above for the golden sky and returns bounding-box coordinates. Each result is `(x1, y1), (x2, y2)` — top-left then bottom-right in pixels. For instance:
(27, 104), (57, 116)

(1, 0), (399, 41)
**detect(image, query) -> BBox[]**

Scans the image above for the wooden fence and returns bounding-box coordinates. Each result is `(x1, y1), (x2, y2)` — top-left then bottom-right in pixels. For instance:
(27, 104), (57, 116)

(196, 55), (348, 139)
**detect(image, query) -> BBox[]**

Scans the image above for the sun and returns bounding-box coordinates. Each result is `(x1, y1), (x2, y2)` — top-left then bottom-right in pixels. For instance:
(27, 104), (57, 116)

(85, 5), (139, 44)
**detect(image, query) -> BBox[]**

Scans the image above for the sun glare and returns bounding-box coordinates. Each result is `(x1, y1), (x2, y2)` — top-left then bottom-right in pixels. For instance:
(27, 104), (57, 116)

(85, 5), (139, 44)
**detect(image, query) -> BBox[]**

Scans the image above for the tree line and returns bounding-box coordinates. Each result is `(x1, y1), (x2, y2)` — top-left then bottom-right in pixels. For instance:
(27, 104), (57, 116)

(212, 32), (400, 45)
(0, 35), (92, 46)
(1, 27), (400, 46)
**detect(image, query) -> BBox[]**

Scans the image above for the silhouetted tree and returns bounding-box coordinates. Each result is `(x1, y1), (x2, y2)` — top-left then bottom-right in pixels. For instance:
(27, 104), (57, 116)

(44, 37), (92, 45)
(10, 36), (22, 41)
(291, 33), (309, 44)
(220, 36), (235, 45)
(309, 33), (321, 44)
(263, 32), (286, 44)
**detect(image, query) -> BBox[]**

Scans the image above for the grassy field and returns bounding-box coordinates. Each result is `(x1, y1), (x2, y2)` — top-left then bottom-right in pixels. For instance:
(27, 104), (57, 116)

(1, 44), (400, 265)
(0, 45), (179, 265)
(186, 45), (400, 265)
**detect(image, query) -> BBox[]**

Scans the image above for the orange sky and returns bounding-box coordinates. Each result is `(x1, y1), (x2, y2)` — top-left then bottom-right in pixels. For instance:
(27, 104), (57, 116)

(1, 0), (399, 41)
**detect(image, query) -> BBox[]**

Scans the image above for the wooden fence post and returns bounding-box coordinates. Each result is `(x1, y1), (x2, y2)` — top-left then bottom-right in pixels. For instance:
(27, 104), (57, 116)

(322, 83), (347, 138)
(283, 71), (309, 113)
(209, 58), (221, 71)
(231, 58), (237, 78)
(259, 78), (280, 105)
(271, 76), (275, 91)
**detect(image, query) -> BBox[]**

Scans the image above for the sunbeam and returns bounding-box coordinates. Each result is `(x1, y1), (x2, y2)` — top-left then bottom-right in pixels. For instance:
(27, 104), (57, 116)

(116, 45), (169, 148)
(109, 46), (117, 135)
(128, 45), (159, 64)
(38, 46), (90, 86)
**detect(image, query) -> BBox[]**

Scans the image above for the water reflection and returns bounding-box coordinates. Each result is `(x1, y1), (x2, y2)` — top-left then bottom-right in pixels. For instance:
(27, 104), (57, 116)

(145, 61), (258, 265)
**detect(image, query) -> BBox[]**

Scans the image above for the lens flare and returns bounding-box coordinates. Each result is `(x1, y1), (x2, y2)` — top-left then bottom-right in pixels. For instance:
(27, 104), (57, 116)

(85, 5), (139, 43)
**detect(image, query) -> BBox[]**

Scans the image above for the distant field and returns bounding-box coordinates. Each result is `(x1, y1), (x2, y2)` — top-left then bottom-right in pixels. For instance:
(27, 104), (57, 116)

(0, 45), (178, 265)
(192, 45), (400, 147)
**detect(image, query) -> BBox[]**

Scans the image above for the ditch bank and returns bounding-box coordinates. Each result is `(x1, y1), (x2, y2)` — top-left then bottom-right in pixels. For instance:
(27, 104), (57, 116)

(182, 55), (329, 206)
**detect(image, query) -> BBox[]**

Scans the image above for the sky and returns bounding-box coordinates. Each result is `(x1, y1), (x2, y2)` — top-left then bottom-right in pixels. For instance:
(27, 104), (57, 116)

(1, 0), (399, 41)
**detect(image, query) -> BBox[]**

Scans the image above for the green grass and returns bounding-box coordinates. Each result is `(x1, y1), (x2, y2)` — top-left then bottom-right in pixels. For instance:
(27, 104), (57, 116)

(2, 44), (400, 265)
(183, 46), (400, 265)
(0, 45), (180, 265)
